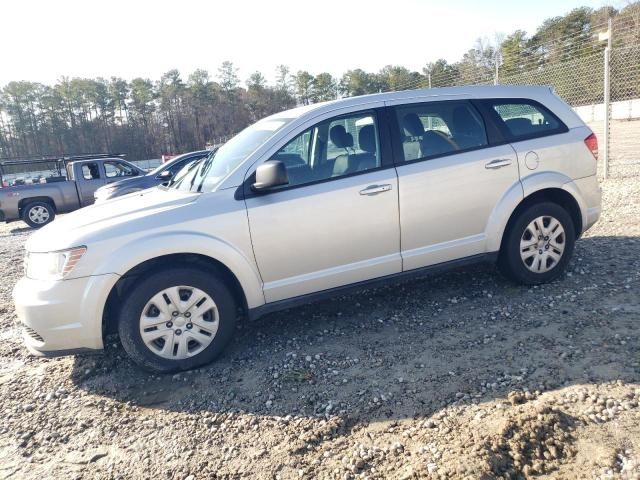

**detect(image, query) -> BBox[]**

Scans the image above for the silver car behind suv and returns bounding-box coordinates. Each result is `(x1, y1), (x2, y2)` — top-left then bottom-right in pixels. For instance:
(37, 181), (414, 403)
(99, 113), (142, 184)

(14, 86), (601, 373)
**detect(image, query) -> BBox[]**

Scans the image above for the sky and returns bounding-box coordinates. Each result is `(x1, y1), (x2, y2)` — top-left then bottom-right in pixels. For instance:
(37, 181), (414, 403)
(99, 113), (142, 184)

(1, 0), (615, 87)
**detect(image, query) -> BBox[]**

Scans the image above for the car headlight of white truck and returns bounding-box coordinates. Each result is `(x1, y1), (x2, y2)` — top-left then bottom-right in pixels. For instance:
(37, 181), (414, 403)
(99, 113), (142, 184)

(25, 247), (87, 280)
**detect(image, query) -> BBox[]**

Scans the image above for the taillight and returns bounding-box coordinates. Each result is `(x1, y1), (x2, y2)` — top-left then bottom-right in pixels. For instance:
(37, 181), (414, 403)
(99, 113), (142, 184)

(584, 133), (598, 160)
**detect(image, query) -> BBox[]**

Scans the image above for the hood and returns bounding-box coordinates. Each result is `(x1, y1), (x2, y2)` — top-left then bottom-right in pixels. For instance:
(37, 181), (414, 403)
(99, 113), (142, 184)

(26, 188), (199, 252)
(95, 174), (154, 192)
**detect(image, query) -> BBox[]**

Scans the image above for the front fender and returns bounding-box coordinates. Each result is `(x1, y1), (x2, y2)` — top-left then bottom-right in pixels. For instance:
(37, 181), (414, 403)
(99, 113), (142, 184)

(93, 231), (265, 309)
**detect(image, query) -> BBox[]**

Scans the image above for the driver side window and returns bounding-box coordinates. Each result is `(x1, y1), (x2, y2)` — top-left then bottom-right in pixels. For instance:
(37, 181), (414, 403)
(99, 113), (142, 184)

(270, 111), (381, 188)
(104, 161), (136, 178)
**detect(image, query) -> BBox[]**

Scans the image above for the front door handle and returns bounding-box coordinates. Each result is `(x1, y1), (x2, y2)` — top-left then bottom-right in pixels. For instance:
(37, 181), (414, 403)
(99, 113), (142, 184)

(485, 159), (512, 169)
(359, 184), (392, 196)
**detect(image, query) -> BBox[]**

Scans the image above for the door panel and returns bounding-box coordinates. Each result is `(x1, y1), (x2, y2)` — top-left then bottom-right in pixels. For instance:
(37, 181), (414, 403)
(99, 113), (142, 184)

(246, 169), (401, 302)
(389, 99), (522, 271)
(76, 162), (105, 207)
(397, 144), (520, 270)
(398, 145), (519, 270)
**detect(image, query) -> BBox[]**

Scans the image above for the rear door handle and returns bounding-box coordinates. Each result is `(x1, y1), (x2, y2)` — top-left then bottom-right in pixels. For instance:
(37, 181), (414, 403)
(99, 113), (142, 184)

(485, 159), (512, 169)
(359, 184), (392, 195)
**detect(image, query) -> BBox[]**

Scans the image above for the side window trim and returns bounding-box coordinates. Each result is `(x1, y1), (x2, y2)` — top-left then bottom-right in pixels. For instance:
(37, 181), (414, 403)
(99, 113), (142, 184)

(386, 105), (406, 167)
(376, 107), (395, 170)
(476, 98), (569, 143)
(239, 107), (395, 199)
(470, 100), (510, 146)
(389, 100), (492, 166)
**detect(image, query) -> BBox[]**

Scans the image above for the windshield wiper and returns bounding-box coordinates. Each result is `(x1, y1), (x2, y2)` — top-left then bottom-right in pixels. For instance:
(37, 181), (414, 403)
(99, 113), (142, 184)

(194, 154), (217, 193)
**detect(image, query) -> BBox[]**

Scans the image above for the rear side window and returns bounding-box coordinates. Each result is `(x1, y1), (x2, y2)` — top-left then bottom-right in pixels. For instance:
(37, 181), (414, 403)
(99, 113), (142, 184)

(394, 101), (488, 162)
(490, 100), (566, 141)
(81, 163), (101, 180)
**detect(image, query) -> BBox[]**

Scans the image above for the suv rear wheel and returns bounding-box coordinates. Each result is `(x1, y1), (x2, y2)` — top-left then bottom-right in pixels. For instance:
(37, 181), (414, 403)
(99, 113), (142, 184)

(22, 201), (55, 228)
(118, 267), (237, 373)
(499, 201), (576, 285)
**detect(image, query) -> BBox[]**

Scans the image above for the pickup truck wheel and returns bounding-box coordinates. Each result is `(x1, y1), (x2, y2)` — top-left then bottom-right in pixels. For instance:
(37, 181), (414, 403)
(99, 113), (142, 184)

(118, 268), (237, 373)
(499, 202), (575, 285)
(22, 201), (55, 228)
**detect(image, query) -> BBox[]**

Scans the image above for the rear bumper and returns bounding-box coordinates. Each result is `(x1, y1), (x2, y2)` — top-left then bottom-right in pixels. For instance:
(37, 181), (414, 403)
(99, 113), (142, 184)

(13, 273), (119, 356)
(564, 175), (601, 235)
(584, 205), (602, 233)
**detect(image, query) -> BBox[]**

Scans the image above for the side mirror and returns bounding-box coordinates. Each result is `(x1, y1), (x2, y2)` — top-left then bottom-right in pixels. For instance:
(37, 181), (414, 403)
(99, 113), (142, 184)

(251, 161), (288, 192)
(157, 170), (173, 181)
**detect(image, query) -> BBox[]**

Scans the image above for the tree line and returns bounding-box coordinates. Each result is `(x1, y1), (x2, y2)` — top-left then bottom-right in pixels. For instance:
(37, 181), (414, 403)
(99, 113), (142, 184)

(1, 3), (638, 160)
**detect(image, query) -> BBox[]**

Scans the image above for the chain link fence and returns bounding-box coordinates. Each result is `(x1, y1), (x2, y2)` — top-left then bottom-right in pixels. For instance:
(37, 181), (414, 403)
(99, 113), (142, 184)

(497, 26), (640, 179)
(497, 49), (614, 178)
(606, 43), (640, 178)
(500, 51), (605, 106)
(395, 21), (640, 179)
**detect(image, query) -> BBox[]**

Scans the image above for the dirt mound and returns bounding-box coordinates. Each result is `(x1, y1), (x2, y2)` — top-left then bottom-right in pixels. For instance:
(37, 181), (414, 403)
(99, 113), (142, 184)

(482, 404), (577, 478)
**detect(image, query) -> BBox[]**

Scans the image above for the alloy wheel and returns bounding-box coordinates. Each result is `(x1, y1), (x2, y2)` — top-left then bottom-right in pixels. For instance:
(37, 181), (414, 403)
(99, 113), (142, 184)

(28, 205), (50, 225)
(139, 286), (219, 359)
(519, 215), (566, 273)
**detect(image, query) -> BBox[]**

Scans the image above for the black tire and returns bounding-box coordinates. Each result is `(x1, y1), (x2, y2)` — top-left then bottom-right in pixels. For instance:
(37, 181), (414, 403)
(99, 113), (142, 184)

(22, 200), (56, 228)
(499, 202), (576, 285)
(118, 267), (237, 373)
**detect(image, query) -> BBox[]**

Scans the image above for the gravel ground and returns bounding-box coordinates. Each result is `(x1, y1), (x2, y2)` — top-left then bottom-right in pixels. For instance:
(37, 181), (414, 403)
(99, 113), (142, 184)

(0, 169), (638, 480)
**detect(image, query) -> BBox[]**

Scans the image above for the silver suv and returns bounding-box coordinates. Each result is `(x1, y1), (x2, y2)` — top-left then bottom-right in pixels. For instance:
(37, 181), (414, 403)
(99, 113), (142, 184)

(14, 86), (601, 373)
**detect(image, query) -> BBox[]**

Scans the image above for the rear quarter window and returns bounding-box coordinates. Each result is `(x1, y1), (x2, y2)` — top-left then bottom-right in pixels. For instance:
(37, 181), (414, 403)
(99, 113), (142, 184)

(489, 100), (568, 141)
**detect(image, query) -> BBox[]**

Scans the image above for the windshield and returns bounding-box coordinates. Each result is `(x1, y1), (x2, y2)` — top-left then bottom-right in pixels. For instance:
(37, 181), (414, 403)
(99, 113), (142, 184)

(170, 118), (291, 192)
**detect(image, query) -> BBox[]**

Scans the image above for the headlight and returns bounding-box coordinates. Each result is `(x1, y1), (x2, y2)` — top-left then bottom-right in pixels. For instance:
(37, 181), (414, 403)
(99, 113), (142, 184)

(25, 247), (87, 280)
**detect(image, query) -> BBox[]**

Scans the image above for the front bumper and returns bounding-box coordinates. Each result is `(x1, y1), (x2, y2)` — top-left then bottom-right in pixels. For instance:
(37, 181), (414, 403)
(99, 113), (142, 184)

(13, 273), (120, 355)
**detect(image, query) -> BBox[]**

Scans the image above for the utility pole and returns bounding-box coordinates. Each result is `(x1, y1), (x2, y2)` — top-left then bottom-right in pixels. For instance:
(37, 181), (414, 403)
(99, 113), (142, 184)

(598, 18), (612, 180)
(600, 18), (612, 179)
(494, 46), (501, 85)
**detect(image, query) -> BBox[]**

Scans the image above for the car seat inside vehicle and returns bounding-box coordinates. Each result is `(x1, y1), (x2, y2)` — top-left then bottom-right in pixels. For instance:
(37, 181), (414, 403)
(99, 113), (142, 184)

(329, 125), (354, 176)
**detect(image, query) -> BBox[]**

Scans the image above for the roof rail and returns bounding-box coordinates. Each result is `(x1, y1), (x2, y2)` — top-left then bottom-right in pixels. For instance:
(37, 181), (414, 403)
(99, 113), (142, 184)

(60, 153), (126, 161)
(0, 153), (126, 166)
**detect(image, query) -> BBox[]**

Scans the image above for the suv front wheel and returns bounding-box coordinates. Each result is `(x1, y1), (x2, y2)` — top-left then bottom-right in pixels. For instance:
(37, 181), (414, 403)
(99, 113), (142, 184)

(499, 202), (576, 285)
(118, 267), (237, 373)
